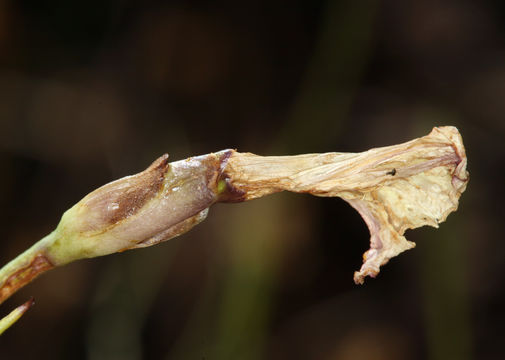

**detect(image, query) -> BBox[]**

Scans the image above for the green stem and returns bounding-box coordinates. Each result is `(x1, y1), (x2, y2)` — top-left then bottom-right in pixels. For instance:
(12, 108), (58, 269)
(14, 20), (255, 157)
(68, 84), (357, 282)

(0, 298), (35, 335)
(0, 232), (56, 305)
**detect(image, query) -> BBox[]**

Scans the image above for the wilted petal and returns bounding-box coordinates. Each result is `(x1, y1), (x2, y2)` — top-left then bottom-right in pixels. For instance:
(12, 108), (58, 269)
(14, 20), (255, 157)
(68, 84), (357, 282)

(224, 126), (468, 283)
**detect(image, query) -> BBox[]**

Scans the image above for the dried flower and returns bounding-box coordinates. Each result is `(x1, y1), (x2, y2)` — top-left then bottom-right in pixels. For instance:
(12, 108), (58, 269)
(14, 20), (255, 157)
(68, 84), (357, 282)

(0, 126), (468, 332)
(221, 126), (467, 283)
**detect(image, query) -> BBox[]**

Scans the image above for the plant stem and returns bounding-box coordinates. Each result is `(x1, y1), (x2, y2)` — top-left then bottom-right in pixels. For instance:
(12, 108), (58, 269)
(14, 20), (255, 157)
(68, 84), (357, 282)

(0, 298), (35, 335)
(0, 233), (56, 305)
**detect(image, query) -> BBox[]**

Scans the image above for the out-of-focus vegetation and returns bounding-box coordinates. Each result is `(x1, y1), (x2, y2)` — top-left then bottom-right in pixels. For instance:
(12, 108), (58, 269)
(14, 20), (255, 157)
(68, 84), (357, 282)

(0, 0), (503, 359)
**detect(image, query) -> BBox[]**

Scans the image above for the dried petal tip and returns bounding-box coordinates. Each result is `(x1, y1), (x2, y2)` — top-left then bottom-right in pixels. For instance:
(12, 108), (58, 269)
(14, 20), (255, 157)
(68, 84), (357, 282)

(350, 126), (469, 284)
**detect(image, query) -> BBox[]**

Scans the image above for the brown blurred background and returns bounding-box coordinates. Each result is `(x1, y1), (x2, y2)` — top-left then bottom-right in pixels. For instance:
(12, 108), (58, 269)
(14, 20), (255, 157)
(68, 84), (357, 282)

(0, 0), (504, 359)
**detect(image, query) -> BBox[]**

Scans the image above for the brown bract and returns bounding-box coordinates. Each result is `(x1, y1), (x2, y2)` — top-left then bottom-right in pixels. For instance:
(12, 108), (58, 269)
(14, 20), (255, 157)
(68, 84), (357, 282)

(78, 154), (171, 232)
(46, 150), (230, 265)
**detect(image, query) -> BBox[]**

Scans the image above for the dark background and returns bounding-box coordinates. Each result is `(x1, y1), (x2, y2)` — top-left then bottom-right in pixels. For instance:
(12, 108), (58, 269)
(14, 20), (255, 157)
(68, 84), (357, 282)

(0, 0), (504, 359)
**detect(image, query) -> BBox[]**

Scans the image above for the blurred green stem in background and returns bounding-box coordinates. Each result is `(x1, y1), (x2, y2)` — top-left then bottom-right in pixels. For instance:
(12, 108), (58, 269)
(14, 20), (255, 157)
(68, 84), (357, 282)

(419, 213), (473, 360)
(209, 197), (285, 360)
(279, 0), (378, 153)
(86, 242), (176, 360)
